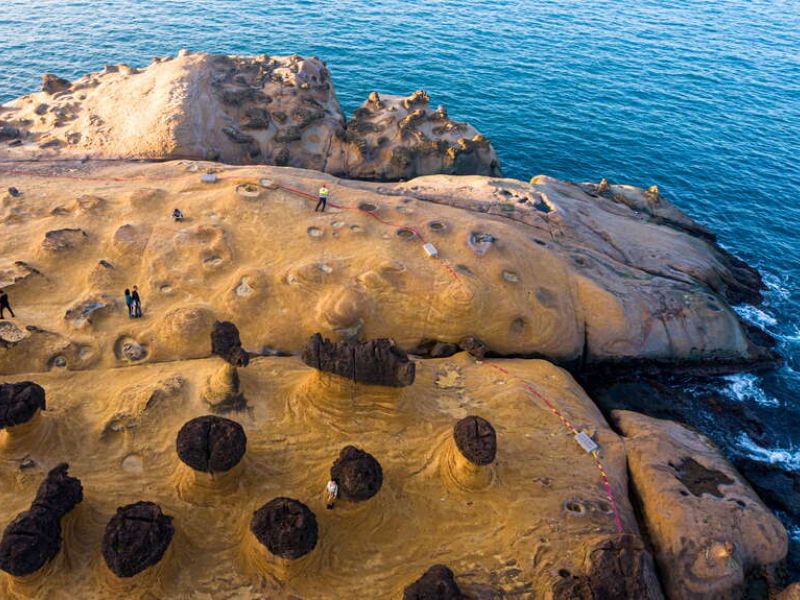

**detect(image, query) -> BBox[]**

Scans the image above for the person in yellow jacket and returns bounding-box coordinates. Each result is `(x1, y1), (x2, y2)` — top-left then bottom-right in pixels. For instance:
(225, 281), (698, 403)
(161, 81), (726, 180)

(315, 185), (329, 212)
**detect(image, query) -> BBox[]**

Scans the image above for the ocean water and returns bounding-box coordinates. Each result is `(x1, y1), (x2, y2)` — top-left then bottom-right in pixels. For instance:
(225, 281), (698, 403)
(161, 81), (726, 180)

(2, 0), (800, 574)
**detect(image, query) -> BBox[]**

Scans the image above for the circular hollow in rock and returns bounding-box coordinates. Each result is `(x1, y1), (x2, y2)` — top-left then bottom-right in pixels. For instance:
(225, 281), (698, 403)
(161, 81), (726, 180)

(453, 415), (497, 465)
(236, 183), (261, 198)
(102, 501), (174, 578)
(427, 220), (447, 232)
(357, 202), (377, 212)
(403, 564), (464, 600)
(176, 415), (246, 473)
(396, 228), (416, 241)
(330, 446), (383, 502)
(250, 497), (318, 559)
(307, 226), (323, 238)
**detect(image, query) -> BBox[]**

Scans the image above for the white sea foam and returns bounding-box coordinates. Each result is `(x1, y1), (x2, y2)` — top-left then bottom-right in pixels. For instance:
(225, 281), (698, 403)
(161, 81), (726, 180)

(737, 433), (800, 471)
(734, 304), (778, 328)
(720, 373), (780, 407)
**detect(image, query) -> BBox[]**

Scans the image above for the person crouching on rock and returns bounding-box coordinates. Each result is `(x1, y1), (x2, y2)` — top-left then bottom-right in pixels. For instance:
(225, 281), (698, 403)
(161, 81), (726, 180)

(325, 478), (339, 510)
(124, 288), (134, 319)
(132, 286), (143, 318)
(315, 186), (329, 212)
(172, 208), (185, 222)
(0, 289), (15, 319)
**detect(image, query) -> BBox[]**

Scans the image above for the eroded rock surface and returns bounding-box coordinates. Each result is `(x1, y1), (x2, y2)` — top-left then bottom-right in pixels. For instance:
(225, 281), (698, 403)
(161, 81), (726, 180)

(453, 415), (497, 465)
(250, 497), (318, 559)
(102, 501), (174, 578)
(330, 445), (383, 502)
(0, 464), (83, 577)
(302, 333), (415, 387)
(0, 381), (46, 429)
(176, 415), (246, 473)
(0, 52), (499, 180)
(614, 410), (787, 599)
(403, 564), (465, 600)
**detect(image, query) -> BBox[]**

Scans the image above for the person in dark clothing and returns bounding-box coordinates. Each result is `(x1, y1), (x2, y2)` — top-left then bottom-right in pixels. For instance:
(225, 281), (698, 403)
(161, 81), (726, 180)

(131, 286), (142, 318)
(0, 290), (14, 319)
(124, 288), (134, 318)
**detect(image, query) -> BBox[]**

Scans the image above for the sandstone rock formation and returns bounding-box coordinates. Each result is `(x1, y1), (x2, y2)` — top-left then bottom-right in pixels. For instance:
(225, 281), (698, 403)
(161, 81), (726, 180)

(250, 497), (318, 560)
(302, 333), (415, 387)
(330, 445), (383, 502)
(403, 564), (465, 600)
(453, 415), (497, 465)
(0, 464), (83, 576)
(201, 362), (245, 410)
(0, 381), (46, 429)
(0, 52), (500, 180)
(210, 320), (249, 367)
(176, 415), (246, 473)
(102, 501), (174, 578)
(613, 410), (788, 599)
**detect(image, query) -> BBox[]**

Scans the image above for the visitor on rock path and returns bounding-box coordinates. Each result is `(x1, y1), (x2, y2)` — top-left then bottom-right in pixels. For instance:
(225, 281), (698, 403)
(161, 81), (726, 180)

(315, 186), (329, 212)
(172, 208), (185, 222)
(325, 479), (338, 510)
(132, 286), (143, 318)
(0, 289), (15, 319)
(124, 288), (134, 318)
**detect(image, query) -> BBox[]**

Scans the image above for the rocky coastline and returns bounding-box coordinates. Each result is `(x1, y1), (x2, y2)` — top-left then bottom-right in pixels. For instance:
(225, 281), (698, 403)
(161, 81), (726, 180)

(0, 52), (793, 598)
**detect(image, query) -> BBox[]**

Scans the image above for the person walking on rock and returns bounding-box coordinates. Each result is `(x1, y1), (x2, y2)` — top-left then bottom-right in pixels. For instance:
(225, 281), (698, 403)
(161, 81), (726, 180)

(124, 288), (134, 319)
(325, 478), (338, 510)
(0, 289), (15, 319)
(315, 185), (329, 212)
(131, 285), (143, 319)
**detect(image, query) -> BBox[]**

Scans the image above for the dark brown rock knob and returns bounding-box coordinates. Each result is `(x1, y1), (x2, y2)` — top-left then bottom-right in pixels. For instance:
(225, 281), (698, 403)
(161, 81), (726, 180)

(454, 416), (497, 465)
(330, 445), (383, 502)
(211, 321), (250, 367)
(0, 464), (83, 577)
(0, 381), (46, 429)
(301, 333), (415, 387)
(250, 497), (318, 559)
(176, 415), (247, 473)
(102, 501), (174, 578)
(403, 564), (465, 599)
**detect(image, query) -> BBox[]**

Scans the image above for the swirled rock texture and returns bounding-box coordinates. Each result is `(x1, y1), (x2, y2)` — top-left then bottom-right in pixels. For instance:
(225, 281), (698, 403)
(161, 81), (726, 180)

(613, 410), (788, 600)
(0, 464), (83, 577)
(250, 497), (318, 559)
(176, 415), (247, 473)
(102, 501), (174, 578)
(0, 381), (46, 428)
(302, 333), (415, 387)
(0, 51), (499, 179)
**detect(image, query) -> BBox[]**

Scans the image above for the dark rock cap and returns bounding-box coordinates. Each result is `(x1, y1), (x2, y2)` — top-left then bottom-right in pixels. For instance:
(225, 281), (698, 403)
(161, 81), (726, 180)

(454, 416), (497, 465)
(102, 501), (174, 578)
(301, 333), (415, 387)
(211, 321), (250, 367)
(176, 415), (247, 473)
(403, 564), (465, 600)
(250, 497), (318, 559)
(0, 463), (83, 577)
(41, 74), (71, 95)
(330, 446), (383, 502)
(0, 381), (46, 429)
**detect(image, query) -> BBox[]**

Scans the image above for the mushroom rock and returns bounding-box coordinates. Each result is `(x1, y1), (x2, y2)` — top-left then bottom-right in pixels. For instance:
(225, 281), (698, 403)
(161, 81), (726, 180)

(551, 534), (664, 600)
(301, 333), (415, 387)
(176, 415), (246, 473)
(0, 382), (46, 430)
(201, 363), (245, 410)
(330, 445), (383, 502)
(0, 464), (83, 577)
(459, 336), (487, 360)
(250, 497), (318, 560)
(403, 564), (465, 600)
(453, 416), (496, 465)
(613, 410), (788, 599)
(102, 501), (174, 578)
(41, 74), (71, 95)
(210, 320), (250, 367)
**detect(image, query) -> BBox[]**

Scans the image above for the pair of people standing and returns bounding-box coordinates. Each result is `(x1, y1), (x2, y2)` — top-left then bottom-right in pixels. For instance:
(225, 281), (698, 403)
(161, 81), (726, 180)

(124, 286), (143, 319)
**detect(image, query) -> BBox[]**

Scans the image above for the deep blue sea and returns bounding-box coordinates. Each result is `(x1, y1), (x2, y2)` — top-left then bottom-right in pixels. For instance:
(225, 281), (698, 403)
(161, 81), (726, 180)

(2, 0), (800, 575)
